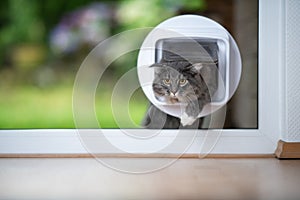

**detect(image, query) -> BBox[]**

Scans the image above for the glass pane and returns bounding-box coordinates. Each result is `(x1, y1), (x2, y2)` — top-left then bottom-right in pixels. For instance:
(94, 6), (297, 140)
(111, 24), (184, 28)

(0, 0), (257, 129)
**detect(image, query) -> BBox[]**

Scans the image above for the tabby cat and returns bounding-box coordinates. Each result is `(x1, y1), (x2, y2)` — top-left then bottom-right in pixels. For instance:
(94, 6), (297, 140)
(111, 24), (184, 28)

(142, 60), (217, 129)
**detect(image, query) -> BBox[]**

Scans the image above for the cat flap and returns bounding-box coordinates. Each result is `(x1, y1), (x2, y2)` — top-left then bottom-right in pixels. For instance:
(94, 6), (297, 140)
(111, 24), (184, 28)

(155, 38), (219, 98)
(155, 38), (219, 64)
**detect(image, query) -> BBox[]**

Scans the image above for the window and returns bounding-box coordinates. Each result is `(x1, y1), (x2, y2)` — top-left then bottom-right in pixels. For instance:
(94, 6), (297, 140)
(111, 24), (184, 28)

(0, 0), (283, 159)
(0, 0), (258, 129)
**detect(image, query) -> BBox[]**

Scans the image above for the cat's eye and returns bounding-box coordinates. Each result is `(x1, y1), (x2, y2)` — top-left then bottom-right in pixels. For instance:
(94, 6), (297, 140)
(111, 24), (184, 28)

(163, 79), (171, 85)
(179, 79), (187, 85)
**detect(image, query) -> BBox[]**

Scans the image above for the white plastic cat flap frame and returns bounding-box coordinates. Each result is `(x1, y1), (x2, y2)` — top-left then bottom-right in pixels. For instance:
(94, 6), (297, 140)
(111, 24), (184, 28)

(137, 15), (242, 118)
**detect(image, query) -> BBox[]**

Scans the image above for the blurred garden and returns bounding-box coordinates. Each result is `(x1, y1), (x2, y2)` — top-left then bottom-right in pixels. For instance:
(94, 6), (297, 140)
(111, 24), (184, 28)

(0, 0), (206, 128)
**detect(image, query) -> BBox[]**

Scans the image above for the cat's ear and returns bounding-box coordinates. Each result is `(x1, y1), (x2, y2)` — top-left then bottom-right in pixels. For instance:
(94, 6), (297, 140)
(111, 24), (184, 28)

(182, 63), (204, 75)
(150, 63), (169, 75)
(150, 63), (163, 75)
(191, 63), (204, 73)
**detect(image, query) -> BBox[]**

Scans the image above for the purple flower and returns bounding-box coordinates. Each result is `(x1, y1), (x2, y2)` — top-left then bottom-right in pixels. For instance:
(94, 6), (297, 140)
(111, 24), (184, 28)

(50, 3), (112, 54)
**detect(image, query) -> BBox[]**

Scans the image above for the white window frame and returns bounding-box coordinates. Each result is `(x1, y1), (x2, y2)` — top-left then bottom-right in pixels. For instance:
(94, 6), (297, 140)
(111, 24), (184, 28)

(0, 0), (284, 156)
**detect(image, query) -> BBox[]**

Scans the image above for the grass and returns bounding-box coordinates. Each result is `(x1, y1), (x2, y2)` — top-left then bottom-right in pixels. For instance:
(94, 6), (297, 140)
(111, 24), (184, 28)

(0, 83), (148, 129)
(96, 79), (149, 128)
(0, 85), (74, 128)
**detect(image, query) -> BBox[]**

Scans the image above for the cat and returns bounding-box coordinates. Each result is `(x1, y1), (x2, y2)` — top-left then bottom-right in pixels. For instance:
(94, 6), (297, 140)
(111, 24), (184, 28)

(142, 60), (218, 129)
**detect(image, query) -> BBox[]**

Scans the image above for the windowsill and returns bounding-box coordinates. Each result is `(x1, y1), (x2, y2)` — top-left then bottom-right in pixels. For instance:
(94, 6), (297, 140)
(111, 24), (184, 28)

(0, 129), (277, 157)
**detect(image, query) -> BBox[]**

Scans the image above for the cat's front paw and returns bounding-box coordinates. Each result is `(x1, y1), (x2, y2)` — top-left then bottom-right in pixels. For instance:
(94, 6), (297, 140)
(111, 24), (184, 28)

(180, 112), (196, 126)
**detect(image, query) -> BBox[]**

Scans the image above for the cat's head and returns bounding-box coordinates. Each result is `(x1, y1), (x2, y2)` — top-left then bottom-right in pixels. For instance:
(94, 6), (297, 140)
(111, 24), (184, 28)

(151, 63), (194, 104)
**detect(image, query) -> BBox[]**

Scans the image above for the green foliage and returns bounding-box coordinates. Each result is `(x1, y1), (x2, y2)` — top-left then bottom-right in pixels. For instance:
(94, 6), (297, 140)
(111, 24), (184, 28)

(0, 0), (43, 45)
(0, 0), (206, 128)
(116, 0), (205, 30)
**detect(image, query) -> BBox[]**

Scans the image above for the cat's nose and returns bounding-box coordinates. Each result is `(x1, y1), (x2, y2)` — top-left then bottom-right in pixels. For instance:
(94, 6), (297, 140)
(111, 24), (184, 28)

(170, 92), (176, 97)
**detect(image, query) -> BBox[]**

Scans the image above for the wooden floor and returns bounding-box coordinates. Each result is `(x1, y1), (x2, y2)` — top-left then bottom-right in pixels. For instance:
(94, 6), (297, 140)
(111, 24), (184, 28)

(0, 158), (300, 199)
